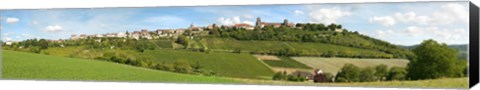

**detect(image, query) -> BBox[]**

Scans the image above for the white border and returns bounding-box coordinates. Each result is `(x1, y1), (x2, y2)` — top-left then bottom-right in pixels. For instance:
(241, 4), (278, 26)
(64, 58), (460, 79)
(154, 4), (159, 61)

(0, 0), (478, 90)
(0, 0), (468, 10)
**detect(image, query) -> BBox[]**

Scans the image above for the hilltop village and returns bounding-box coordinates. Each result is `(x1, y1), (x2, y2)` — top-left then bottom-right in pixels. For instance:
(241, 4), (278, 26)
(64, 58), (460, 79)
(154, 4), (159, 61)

(68, 17), (343, 41)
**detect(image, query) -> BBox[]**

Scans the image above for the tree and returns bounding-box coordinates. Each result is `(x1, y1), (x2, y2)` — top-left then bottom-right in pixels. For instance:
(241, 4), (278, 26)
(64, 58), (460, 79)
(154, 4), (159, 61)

(407, 39), (465, 80)
(359, 67), (377, 82)
(374, 64), (389, 81)
(38, 39), (49, 49)
(173, 60), (193, 73)
(176, 35), (190, 46)
(387, 66), (406, 81)
(335, 63), (361, 82)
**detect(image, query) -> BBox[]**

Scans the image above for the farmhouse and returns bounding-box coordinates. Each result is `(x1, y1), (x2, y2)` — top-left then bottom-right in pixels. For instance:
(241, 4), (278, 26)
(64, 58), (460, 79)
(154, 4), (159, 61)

(313, 69), (329, 82)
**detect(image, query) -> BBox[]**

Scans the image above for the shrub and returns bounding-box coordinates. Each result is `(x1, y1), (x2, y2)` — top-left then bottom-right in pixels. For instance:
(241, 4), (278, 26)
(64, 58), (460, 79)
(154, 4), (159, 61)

(162, 63), (175, 71)
(374, 64), (389, 81)
(335, 63), (361, 82)
(272, 71), (287, 80)
(191, 61), (203, 73)
(387, 66), (407, 81)
(173, 60), (193, 73)
(359, 67), (378, 82)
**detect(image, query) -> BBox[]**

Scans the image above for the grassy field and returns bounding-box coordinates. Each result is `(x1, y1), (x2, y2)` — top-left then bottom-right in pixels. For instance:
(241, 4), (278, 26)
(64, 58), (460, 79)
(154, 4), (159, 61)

(204, 38), (393, 57)
(139, 49), (275, 79)
(262, 57), (312, 69)
(292, 57), (409, 74)
(151, 40), (173, 48)
(2, 50), (240, 83)
(41, 46), (85, 57)
(236, 77), (468, 89)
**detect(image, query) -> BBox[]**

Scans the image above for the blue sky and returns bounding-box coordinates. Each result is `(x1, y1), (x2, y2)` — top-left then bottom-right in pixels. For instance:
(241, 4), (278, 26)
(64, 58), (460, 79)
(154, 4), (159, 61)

(0, 1), (469, 45)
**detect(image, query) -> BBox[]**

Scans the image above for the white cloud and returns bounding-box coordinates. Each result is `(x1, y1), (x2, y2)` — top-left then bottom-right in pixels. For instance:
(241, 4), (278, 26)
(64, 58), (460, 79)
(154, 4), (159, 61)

(307, 8), (351, 24)
(404, 26), (427, 36)
(373, 29), (395, 37)
(217, 16), (253, 25)
(393, 12), (432, 25)
(6, 17), (19, 24)
(2, 37), (12, 41)
(294, 10), (304, 16)
(44, 25), (63, 33)
(369, 16), (396, 26)
(369, 3), (468, 27)
(372, 26), (467, 45)
(434, 3), (468, 24)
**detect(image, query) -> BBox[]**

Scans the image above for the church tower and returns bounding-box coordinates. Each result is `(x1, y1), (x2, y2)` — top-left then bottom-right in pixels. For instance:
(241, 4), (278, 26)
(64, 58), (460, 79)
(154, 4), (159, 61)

(283, 19), (289, 26)
(255, 17), (262, 27)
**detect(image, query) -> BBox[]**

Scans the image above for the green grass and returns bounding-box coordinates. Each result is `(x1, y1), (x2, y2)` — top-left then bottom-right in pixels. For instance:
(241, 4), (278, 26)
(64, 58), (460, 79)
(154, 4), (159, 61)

(2, 50), (240, 83)
(262, 57), (312, 69)
(292, 57), (409, 74)
(204, 38), (393, 57)
(152, 40), (173, 48)
(236, 77), (468, 89)
(139, 49), (275, 79)
(41, 46), (85, 57)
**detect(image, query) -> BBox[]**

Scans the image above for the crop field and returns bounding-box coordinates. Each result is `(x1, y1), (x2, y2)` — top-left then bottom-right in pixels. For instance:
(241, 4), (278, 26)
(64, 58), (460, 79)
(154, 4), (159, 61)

(292, 57), (409, 74)
(139, 49), (275, 79)
(203, 38), (393, 57)
(262, 57), (312, 69)
(2, 50), (239, 83)
(236, 77), (468, 89)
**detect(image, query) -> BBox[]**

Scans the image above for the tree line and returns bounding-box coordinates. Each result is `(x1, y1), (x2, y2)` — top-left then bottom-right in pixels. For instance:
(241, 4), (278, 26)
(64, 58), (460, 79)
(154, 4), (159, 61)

(204, 23), (414, 59)
(269, 39), (467, 83)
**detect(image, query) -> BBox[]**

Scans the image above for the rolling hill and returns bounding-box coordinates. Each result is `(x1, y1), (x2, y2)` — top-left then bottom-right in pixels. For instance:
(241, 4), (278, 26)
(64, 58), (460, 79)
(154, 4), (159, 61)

(137, 49), (275, 79)
(2, 50), (239, 83)
(292, 57), (409, 74)
(203, 37), (395, 58)
(399, 44), (468, 60)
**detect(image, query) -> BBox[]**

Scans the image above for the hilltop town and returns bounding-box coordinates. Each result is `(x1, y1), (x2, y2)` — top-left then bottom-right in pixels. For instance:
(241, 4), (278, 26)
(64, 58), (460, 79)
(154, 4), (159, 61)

(68, 17), (343, 41)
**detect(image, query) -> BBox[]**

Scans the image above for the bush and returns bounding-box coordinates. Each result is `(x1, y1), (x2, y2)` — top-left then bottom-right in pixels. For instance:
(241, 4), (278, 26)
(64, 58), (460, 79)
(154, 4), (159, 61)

(359, 67), (378, 82)
(190, 61), (203, 73)
(272, 71), (287, 80)
(173, 60), (193, 73)
(387, 66), (406, 81)
(335, 63), (361, 82)
(374, 64), (389, 81)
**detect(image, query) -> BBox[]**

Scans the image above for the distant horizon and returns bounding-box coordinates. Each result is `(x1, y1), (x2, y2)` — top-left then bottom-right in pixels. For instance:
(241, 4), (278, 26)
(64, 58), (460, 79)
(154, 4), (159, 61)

(0, 1), (469, 46)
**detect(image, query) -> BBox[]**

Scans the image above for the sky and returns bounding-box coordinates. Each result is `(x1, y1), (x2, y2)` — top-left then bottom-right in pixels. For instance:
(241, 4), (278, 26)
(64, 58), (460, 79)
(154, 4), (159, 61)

(0, 1), (470, 46)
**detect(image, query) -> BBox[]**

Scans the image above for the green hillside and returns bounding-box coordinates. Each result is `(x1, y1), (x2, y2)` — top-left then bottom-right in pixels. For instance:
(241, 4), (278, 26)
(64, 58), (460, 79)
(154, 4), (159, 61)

(204, 38), (394, 58)
(292, 57), (409, 74)
(138, 49), (275, 79)
(2, 50), (239, 83)
(262, 57), (312, 69)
